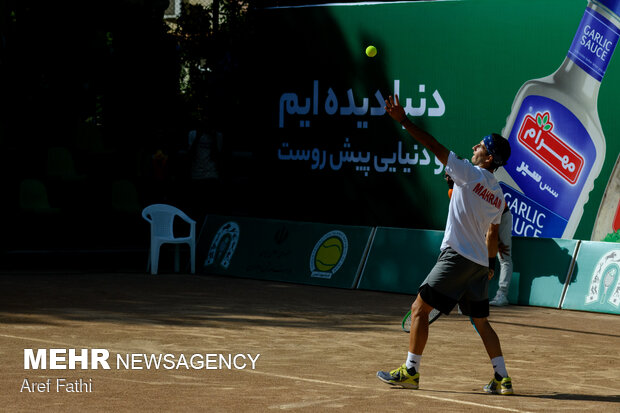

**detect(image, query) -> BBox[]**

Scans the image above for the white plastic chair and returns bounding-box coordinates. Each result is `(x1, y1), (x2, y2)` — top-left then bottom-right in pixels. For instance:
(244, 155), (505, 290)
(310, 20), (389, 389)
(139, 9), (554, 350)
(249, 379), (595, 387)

(142, 204), (196, 275)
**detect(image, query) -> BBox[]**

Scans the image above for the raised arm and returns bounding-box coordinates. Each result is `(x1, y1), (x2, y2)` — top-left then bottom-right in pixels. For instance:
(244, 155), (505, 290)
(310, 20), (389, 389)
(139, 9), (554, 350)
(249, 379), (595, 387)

(385, 94), (450, 165)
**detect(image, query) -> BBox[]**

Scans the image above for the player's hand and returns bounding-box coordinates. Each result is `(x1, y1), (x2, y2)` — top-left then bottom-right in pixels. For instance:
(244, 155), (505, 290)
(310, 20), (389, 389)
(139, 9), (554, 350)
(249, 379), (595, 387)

(498, 242), (510, 259)
(385, 95), (407, 123)
(488, 269), (494, 280)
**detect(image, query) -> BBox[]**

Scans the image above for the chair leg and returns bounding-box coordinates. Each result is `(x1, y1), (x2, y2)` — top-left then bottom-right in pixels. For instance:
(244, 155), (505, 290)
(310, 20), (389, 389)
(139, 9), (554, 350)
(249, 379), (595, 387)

(151, 243), (160, 275)
(190, 243), (196, 274)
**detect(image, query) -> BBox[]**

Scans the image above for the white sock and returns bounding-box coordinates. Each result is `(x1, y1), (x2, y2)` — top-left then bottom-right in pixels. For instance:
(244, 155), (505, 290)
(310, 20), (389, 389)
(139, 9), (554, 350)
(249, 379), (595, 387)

(491, 356), (508, 378)
(405, 352), (421, 372)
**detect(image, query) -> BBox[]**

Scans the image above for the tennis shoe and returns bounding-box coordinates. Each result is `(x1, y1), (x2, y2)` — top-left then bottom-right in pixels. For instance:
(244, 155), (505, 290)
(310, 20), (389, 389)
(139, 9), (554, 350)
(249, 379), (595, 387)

(484, 374), (513, 395)
(376, 363), (419, 389)
(490, 293), (509, 307)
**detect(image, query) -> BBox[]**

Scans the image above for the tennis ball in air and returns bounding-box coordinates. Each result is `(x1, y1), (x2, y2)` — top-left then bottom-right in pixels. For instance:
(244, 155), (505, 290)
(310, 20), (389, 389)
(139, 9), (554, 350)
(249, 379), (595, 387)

(314, 237), (343, 272)
(365, 45), (377, 58)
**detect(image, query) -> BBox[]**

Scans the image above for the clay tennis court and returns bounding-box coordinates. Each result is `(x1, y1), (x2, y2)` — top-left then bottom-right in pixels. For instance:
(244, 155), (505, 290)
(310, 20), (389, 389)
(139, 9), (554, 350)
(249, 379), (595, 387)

(1, 271), (619, 412)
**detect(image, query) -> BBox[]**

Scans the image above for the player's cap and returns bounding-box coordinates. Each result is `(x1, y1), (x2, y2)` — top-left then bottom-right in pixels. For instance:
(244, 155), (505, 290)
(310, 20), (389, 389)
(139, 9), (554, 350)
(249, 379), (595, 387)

(483, 134), (511, 167)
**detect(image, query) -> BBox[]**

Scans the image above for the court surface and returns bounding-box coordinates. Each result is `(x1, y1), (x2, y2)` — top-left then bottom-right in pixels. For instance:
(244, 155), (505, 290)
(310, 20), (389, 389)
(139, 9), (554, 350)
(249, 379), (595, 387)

(1, 271), (619, 412)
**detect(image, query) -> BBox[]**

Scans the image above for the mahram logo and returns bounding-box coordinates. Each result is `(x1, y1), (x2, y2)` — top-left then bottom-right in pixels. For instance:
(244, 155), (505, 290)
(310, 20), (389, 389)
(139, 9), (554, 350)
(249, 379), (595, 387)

(586, 250), (620, 307)
(517, 111), (584, 184)
(310, 230), (348, 279)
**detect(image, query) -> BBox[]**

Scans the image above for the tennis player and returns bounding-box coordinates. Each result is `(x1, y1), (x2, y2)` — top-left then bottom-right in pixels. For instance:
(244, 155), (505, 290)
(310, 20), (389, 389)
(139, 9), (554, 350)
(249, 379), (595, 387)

(377, 95), (513, 395)
(446, 173), (513, 308)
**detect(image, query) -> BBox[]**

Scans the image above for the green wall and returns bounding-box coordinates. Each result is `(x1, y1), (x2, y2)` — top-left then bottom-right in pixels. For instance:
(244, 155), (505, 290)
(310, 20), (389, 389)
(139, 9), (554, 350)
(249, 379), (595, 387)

(240, 0), (620, 240)
(198, 215), (620, 316)
(197, 215), (373, 288)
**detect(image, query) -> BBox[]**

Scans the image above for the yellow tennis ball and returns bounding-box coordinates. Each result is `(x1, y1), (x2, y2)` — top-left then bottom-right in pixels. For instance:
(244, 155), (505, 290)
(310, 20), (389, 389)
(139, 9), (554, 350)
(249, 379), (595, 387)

(314, 237), (343, 271)
(365, 45), (377, 58)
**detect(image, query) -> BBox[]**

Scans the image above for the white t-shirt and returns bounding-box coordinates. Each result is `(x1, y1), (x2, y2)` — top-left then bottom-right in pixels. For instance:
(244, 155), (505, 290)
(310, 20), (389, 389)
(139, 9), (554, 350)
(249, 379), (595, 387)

(441, 151), (505, 266)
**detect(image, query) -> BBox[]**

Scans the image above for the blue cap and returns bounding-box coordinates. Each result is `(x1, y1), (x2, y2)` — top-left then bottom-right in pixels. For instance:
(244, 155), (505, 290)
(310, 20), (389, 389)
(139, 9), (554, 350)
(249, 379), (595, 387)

(595, 0), (620, 17)
(483, 134), (511, 167)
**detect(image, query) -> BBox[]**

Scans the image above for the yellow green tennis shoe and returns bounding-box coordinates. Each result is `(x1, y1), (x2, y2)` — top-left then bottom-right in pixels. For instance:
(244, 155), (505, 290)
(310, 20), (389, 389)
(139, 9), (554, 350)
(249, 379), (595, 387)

(376, 363), (419, 389)
(483, 374), (514, 395)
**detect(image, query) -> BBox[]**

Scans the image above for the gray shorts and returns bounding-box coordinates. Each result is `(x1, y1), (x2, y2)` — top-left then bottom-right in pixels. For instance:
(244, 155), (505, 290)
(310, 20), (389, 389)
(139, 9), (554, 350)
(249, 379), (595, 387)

(419, 247), (490, 318)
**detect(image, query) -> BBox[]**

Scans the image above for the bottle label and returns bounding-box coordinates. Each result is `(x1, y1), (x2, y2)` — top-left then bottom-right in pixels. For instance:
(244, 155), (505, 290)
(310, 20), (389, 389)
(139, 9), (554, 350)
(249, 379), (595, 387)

(568, 7), (620, 81)
(502, 96), (597, 238)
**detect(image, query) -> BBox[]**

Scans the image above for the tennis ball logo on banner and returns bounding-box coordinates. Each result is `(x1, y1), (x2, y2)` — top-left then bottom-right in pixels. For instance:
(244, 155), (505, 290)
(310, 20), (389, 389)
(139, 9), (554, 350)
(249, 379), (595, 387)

(205, 221), (240, 269)
(585, 250), (620, 307)
(309, 230), (348, 279)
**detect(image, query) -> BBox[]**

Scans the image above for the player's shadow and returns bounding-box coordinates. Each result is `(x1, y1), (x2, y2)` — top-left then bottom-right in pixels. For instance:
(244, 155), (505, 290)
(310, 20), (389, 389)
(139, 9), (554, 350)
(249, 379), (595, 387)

(518, 393), (620, 403)
(491, 319), (620, 338)
(425, 389), (620, 404)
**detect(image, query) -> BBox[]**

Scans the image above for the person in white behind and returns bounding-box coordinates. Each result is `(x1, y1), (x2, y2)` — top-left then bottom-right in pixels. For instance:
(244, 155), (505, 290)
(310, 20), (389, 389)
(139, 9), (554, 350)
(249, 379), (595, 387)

(491, 207), (513, 307)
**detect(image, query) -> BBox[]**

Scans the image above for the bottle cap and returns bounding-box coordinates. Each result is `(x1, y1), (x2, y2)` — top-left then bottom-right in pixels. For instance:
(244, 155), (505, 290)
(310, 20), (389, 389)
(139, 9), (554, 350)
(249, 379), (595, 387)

(595, 0), (620, 17)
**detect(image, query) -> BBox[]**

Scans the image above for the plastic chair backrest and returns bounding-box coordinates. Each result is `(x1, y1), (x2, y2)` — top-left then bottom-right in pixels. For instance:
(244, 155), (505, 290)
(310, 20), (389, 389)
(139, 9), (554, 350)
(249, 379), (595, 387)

(142, 204), (193, 239)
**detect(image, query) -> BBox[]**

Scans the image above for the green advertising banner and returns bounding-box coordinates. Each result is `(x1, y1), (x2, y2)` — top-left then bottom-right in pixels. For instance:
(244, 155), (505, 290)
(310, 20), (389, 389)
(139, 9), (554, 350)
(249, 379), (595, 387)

(358, 228), (579, 308)
(357, 227), (445, 294)
(488, 237), (579, 308)
(561, 241), (620, 315)
(238, 0), (620, 241)
(196, 215), (373, 289)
